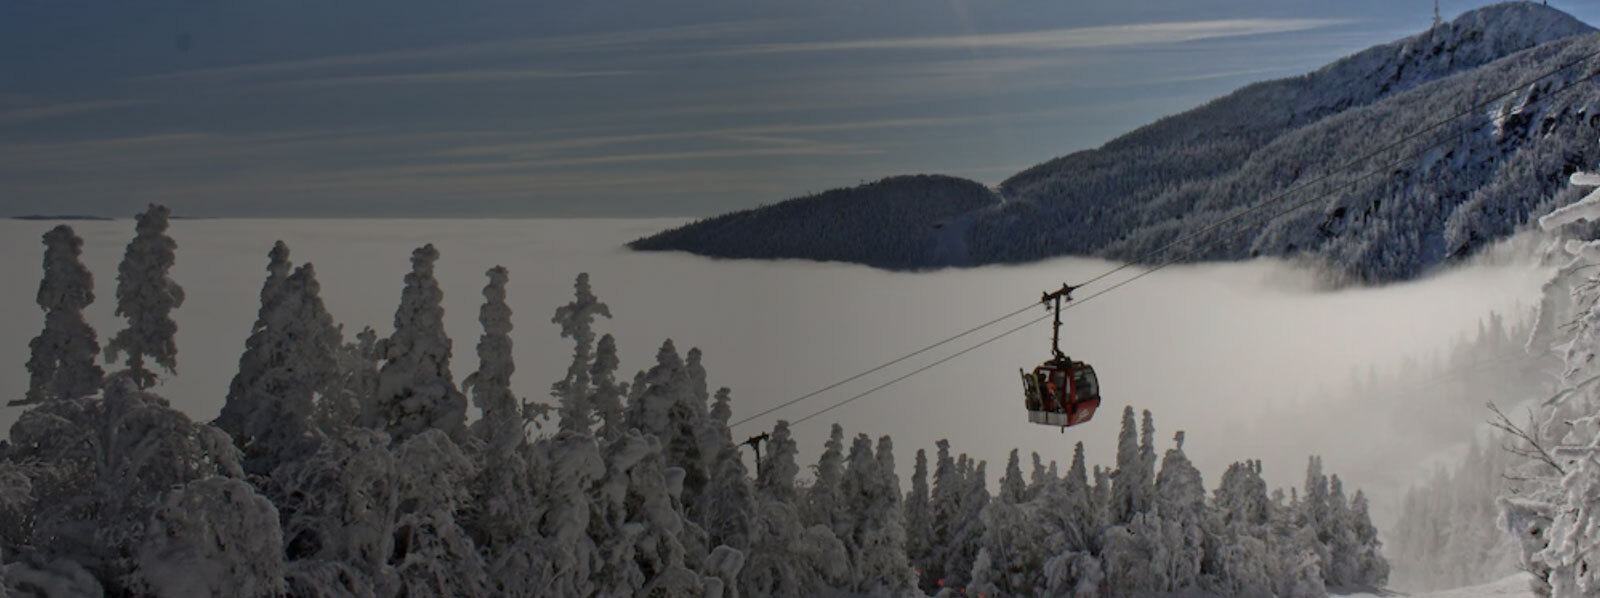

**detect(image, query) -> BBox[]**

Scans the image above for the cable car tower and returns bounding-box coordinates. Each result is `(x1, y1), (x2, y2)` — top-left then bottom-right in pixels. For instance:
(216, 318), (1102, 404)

(1020, 283), (1102, 430)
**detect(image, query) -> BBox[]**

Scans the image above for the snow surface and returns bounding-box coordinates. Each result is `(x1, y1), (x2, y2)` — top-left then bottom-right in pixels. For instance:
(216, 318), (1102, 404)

(1342, 573), (1534, 598)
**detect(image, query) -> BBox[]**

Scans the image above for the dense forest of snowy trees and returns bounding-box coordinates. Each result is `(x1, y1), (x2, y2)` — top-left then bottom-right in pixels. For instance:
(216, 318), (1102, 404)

(630, 3), (1600, 284)
(0, 205), (1392, 597)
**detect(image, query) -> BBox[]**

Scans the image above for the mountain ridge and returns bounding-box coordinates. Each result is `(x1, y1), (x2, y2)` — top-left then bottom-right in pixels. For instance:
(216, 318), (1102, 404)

(631, 2), (1600, 282)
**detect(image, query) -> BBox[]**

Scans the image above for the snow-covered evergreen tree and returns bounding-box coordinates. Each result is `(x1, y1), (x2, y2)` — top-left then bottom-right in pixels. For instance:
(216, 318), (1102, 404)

(943, 459), (988, 592)
(551, 272), (611, 434)
(457, 265), (545, 592)
(701, 389), (753, 551)
(105, 204), (186, 389)
(1350, 489), (1389, 588)
(921, 439), (959, 592)
(589, 333), (627, 441)
(134, 477), (285, 598)
(1322, 474), (1360, 588)
(1153, 431), (1206, 593)
(464, 266), (521, 453)
(904, 448), (932, 585)
(743, 420), (846, 596)
(391, 429), (489, 596)
(273, 428), (400, 597)
(324, 325), (380, 433)
(999, 448), (1027, 505)
(216, 241), (294, 439)
(375, 244), (467, 442)
(969, 489), (1049, 597)
(1110, 406), (1150, 524)
(7, 379), (241, 593)
(218, 255), (342, 475)
(19, 225), (102, 407)
(805, 424), (845, 530)
(622, 339), (687, 441)
(591, 430), (705, 596)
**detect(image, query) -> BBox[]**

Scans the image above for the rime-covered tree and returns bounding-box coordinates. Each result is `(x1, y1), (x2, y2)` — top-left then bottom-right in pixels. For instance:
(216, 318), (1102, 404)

(834, 434), (907, 593)
(969, 490), (1048, 596)
(217, 241), (293, 438)
(1111, 406), (1151, 524)
(460, 265), (539, 579)
(1350, 489), (1389, 588)
(943, 459), (989, 591)
(904, 448), (932, 583)
(105, 204), (186, 389)
(701, 389), (753, 551)
(390, 429), (490, 596)
(1299, 456), (1333, 573)
(218, 255), (342, 474)
(323, 326), (380, 433)
(756, 421), (800, 503)
(742, 421), (848, 598)
(999, 448), (1026, 505)
(589, 333), (627, 440)
(19, 225), (103, 407)
(465, 266), (521, 452)
(1323, 474), (1360, 587)
(1153, 431), (1206, 593)
(922, 438), (959, 592)
(591, 430), (705, 596)
(623, 339), (686, 441)
(375, 244), (467, 442)
(8, 379), (242, 593)
(551, 272), (611, 434)
(273, 429), (400, 597)
(805, 424), (846, 530)
(667, 348), (714, 526)
(133, 477), (285, 598)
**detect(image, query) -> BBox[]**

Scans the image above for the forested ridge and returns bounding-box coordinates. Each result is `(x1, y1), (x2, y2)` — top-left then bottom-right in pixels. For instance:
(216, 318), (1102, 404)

(633, 2), (1600, 284)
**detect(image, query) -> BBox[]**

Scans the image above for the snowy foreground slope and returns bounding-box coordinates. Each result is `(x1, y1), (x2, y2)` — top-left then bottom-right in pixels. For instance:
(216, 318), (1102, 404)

(1345, 574), (1534, 598)
(632, 2), (1600, 283)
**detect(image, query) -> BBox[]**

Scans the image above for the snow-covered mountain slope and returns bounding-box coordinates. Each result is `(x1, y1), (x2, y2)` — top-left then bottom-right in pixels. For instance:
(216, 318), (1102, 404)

(631, 2), (1600, 283)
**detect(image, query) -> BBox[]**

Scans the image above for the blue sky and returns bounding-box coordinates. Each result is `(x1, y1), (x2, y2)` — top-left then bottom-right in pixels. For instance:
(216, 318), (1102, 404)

(3, 0), (1596, 217)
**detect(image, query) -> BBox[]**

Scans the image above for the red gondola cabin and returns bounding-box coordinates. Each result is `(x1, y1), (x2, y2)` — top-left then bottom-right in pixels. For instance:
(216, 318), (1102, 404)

(1021, 283), (1103, 429)
(1021, 359), (1100, 428)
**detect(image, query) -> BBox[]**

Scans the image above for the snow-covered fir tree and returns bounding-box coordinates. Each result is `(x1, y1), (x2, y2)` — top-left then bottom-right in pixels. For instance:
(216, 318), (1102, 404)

(321, 324), (380, 432)
(19, 225), (103, 407)
(105, 204), (186, 389)
(375, 244), (467, 442)
(465, 265), (520, 453)
(133, 476), (284, 598)
(589, 333), (627, 440)
(551, 272), (611, 435)
(217, 245), (342, 475)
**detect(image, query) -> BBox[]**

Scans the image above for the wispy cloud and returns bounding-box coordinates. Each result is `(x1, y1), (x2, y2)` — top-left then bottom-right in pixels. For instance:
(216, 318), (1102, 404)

(713, 18), (1355, 55)
(0, 99), (143, 126)
(131, 21), (771, 84)
(274, 68), (638, 89)
(477, 143), (883, 169)
(428, 116), (969, 159)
